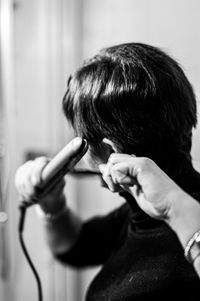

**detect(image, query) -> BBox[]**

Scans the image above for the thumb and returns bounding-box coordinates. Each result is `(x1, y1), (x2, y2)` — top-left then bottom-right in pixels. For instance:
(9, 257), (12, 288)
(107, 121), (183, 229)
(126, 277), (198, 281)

(111, 163), (138, 186)
(98, 164), (106, 173)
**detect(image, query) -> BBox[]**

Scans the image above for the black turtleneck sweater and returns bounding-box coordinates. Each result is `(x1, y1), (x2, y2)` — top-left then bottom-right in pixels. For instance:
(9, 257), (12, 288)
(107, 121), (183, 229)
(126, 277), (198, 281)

(56, 166), (200, 300)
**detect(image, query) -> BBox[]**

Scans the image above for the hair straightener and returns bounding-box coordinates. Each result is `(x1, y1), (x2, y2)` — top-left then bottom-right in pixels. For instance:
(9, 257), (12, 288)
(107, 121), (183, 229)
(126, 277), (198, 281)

(18, 137), (88, 301)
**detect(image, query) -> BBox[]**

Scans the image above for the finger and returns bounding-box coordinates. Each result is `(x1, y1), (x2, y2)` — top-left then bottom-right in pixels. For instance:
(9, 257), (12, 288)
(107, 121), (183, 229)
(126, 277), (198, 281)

(102, 162), (116, 192)
(21, 157), (49, 200)
(111, 163), (138, 186)
(98, 164), (106, 173)
(15, 161), (34, 195)
(15, 158), (48, 202)
(19, 165), (40, 202)
(110, 157), (151, 183)
(99, 163), (119, 192)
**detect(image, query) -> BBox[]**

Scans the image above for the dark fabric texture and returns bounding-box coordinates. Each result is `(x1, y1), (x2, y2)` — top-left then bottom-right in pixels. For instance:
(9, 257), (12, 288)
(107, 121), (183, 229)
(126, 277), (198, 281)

(56, 166), (200, 300)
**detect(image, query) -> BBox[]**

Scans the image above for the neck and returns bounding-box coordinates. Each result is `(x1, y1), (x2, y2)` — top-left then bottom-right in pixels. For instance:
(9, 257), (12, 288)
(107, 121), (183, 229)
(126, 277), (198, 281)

(155, 151), (192, 181)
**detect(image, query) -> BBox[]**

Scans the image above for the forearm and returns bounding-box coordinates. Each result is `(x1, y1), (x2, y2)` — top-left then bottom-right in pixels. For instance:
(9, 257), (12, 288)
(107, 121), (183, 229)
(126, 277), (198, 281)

(37, 194), (83, 256)
(43, 207), (83, 255)
(167, 191), (200, 248)
(166, 190), (200, 277)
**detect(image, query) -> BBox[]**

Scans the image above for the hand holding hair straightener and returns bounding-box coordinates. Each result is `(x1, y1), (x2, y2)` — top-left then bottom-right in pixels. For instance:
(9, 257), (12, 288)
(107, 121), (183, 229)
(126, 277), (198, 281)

(15, 137), (88, 209)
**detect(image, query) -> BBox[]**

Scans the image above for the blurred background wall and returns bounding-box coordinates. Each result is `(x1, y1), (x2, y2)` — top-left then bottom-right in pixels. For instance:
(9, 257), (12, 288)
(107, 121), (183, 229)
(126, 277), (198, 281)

(0, 0), (200, 300)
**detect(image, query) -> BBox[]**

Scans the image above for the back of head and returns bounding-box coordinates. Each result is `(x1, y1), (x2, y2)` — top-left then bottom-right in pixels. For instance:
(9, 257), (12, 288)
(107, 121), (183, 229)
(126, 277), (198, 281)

(63, 42), (197, 177)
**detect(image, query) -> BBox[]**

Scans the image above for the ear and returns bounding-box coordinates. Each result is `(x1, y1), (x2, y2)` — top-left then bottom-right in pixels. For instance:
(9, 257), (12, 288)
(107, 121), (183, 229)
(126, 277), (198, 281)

(102, 138), (118, 153)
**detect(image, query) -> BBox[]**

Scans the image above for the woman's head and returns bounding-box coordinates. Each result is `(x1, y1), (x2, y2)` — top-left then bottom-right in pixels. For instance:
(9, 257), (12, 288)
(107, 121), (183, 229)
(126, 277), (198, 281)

(63, 43), (197, 175)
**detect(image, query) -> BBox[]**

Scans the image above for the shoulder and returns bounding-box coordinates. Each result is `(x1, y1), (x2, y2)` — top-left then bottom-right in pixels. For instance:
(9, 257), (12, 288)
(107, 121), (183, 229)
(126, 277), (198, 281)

(99, 202), (131, 224)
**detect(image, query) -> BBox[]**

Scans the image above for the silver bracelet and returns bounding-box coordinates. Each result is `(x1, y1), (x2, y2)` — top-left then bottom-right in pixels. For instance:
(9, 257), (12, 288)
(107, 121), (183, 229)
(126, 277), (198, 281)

(184, 230), (200, 263)
(35, 204), (68, 222)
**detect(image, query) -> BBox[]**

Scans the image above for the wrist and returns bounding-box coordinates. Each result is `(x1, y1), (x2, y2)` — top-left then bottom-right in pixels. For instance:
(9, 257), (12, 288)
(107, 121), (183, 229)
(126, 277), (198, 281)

(39, 193), (66, 215)
(165, 189), (186, 224)
(167, 190), (200, 248)
(35, 202), (68, 222)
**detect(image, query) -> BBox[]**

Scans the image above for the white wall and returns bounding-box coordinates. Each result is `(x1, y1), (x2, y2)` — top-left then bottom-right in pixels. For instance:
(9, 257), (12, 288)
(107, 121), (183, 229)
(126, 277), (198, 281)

(1, 0), (200, 301)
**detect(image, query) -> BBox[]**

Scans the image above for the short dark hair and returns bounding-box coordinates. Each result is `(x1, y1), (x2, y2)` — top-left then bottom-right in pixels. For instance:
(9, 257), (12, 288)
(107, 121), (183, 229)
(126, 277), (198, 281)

(62, 43), (197, 176)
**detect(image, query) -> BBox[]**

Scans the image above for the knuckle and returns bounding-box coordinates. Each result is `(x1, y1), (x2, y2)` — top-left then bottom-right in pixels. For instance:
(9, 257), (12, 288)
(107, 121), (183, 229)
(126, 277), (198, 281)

(140, 157), (152, 169)
(15, 165), (30, 186)
(109, 153), (117, 159)
(102, 173), (108, 183)
(33, 156), (46, 163)
(35, 156), (49, 165)
(36, 156), (47, 160)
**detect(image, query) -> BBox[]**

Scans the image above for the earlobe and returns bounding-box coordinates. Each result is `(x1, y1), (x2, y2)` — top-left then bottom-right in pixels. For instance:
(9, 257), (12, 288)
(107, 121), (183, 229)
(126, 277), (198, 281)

(102, 138), (118, 153)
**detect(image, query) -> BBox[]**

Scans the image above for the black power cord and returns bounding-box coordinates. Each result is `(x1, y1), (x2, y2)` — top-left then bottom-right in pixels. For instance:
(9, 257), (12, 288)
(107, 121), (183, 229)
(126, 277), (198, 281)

(18, 203), (43, 301)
